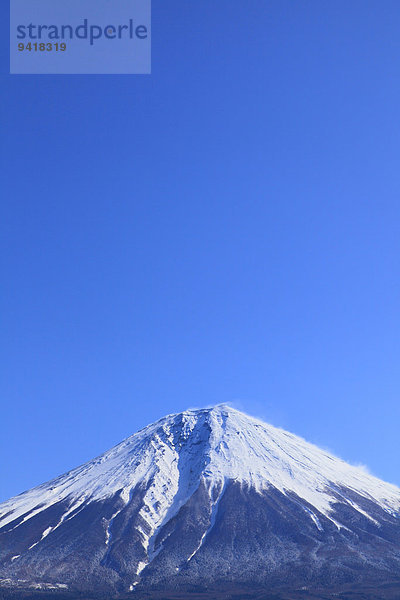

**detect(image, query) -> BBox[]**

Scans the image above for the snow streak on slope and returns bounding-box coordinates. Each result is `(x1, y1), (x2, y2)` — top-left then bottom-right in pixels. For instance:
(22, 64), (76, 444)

(1, 405), (400, 542)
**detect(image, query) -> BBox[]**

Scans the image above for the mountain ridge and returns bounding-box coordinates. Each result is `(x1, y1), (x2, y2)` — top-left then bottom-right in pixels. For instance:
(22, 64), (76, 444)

(1, 405), (400, 598)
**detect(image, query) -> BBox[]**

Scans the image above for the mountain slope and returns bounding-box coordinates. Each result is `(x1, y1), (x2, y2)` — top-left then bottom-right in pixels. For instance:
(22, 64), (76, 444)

(1, 405), (400, 598)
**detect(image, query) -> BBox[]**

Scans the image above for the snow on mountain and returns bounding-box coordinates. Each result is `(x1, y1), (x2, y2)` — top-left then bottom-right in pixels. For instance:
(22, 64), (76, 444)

(2, 404), (400, 600)
(2, 404), (399, 543)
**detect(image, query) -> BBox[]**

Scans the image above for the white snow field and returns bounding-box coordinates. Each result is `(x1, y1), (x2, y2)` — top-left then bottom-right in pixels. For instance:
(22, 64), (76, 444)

(1, 404), (400, 559)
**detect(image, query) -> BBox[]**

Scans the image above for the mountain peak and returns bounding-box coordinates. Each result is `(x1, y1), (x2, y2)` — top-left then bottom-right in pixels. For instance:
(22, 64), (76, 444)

(1, 406), (400, 597)
(2, 404), (399, 534)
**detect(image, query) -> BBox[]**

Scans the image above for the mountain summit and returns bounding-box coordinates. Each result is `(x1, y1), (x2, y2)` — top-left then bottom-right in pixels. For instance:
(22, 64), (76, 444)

(1, 405), (400, 599)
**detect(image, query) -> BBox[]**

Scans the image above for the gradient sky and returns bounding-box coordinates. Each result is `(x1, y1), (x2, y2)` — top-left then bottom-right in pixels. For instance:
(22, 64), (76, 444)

(1, 0), (400, 502)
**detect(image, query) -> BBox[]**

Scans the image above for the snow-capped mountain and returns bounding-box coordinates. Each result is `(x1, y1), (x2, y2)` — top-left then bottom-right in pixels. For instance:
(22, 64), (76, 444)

(1, 405), (400, 599)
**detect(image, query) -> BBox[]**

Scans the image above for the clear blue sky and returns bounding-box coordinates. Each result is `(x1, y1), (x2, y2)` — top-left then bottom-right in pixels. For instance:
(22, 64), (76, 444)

(1, 0), (400, 502)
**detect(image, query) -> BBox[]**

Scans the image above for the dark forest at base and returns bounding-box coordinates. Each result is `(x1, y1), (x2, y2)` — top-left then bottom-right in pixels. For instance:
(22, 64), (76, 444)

(2, 581), (400, 600)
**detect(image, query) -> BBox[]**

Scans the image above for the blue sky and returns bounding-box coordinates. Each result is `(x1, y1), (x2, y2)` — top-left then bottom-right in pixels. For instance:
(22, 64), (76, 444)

(1, 0), (400, 502)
